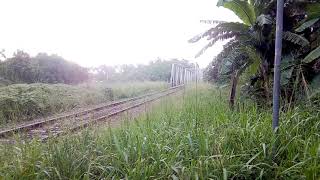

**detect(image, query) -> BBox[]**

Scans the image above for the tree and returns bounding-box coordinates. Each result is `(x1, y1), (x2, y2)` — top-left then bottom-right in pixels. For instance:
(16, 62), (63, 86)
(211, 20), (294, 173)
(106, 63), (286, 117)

(191, 0), (320, 107)
(0, 51), (89, 84)
(190, 0), (275, 108)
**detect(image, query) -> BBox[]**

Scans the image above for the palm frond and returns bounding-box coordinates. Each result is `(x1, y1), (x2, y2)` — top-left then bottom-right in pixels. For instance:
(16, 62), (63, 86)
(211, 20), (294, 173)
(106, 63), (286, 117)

(195, 32), (242, 58)
(256, 14), (273, 26)
(283, 31), (310, 47)
(295, 18), (319, 32)
(217, 0), (256, 26)
(303, 45), (320, 63)
(206, 22), (250, 40)
(216, 40), (241, 59)
(280, 54), (298, 85)
(218, 47), (250, 75)
(188, 32), (208, 43)
(188, 22), (249, 44)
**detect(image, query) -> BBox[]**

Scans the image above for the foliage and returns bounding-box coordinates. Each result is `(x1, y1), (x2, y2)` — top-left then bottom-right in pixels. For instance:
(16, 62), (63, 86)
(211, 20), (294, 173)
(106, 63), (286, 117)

(0, 85), (318, 179)
(217, 0), (256, 26)
(193, 0), (320, 106)
(0, 77), (12, 87)
(0, 51), (193, 85)
(0, 50), (89, 84)
(0, 82), (167, 126)
(303, 45), (320, 63)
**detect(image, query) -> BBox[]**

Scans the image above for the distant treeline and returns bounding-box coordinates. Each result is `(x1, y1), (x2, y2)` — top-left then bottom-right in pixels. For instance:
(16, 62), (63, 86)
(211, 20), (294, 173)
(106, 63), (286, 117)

(91, 59), (193, 82)
(0, 50), (193, 85)
(0, 50), (88, 84)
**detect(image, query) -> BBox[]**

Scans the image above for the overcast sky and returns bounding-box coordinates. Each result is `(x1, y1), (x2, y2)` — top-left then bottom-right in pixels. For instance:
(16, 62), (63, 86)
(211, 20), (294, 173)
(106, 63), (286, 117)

(0, 0), (239, 68)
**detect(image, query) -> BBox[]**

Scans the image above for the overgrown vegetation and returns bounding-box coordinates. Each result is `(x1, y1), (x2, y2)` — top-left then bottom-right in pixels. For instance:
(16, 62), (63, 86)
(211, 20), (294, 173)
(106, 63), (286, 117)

(0, 81), (167, 126)
(0, 84), (318, 179)
(191, 0), (320, 107)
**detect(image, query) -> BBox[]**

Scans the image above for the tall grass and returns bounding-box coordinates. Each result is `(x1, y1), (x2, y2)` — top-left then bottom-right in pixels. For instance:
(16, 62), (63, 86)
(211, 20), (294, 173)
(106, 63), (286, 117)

(0, 84), (319, 179)
(82, 81), (168, 99)
(0, 81), (167, 126)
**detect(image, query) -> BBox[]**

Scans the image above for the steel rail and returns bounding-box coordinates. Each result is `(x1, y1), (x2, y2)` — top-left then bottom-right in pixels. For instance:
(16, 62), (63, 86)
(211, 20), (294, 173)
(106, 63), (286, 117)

(41, 86), (183, 141)
(0, 85), (184, 138)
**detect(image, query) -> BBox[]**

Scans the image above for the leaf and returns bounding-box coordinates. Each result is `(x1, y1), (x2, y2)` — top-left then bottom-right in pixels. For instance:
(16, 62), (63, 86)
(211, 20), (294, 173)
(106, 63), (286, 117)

(195, 32), (240, 58)
(206, 22), (250, 40)
(283, 31), (310, 47)
(223, 168), (228, 180)
(280, 54), (299, 85)
(238, 46), (261, 80)
(256, 14), (273, 26)
(305, 3), (320, 20)
(281, 66), (294, 86)
(195, 40), (217, 58)
(303, 45), (320, 63)
(246, 151), (262, 165)
(281, 54), (298, 70)
(295, 18), (319, 32)
(217, 0), (256, 26)
(188, 33), (205, 43)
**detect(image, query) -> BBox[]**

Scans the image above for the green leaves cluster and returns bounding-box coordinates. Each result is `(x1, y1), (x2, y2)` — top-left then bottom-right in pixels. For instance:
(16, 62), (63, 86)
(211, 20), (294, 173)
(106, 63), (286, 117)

(191, 0), (320, 106)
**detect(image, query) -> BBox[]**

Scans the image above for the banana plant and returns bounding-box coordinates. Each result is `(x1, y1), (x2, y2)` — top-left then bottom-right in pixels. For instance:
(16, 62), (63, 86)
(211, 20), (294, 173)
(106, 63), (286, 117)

(190, 0), (275, 108)
(192, 0), (320, 107)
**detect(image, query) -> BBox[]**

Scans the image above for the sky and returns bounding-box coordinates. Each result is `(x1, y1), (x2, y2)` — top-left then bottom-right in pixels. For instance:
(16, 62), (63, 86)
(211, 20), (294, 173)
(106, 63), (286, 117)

(0, 0), (239, 68)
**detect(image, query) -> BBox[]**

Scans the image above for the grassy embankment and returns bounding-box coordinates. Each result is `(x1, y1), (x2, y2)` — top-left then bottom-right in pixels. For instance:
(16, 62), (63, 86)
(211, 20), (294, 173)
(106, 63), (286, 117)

(0, 81), (167, 126)
(0, 84), (319, 179)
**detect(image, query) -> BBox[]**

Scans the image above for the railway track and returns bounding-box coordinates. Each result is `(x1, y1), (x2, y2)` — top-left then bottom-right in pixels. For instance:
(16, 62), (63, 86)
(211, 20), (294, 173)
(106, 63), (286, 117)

(0, 85), (184, 142)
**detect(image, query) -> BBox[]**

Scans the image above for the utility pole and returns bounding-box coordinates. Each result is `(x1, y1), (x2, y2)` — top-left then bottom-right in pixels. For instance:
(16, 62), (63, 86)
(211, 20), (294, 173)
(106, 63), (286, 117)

(272, 0), (284, 132)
